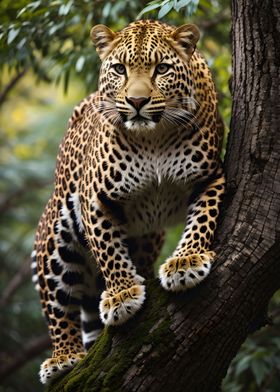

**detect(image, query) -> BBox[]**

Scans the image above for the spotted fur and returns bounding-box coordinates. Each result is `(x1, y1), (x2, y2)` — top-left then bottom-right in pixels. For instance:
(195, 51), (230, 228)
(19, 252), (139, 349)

(32, 20), (225, 384)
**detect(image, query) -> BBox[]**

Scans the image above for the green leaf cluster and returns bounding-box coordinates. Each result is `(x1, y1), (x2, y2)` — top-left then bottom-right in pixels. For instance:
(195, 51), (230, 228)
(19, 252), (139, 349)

(223, 295), (280, 392)
(0, 0), (147, 92)
(138, 0), (200, 19)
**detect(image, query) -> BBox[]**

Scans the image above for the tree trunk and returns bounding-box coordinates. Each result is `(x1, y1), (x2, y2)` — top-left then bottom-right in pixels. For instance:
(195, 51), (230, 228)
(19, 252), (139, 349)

(48, 0), (280, 391)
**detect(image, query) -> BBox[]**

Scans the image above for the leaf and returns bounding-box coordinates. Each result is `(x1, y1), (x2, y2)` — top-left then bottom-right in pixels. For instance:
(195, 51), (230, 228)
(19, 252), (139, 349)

(59, 0), (73, 16)
(137, 2), (161, 19)
(76, 56), (85, 72)
(7, 28), (20, 45)
(16, 1), (41, 18)
(17, 6), (28, 18)
(63, 69), (71, 94)
(189, 0), (200, 14)
(272, 337), (280, 349)
(173, 0), (191, 12)
(251, 359), (269, 386)
(49, 24), (59, 36)
(17, 38), (27, 49)
(102, 3), (111, 19)
(235, 355), (251, 376)
(158, 1), (174, 18)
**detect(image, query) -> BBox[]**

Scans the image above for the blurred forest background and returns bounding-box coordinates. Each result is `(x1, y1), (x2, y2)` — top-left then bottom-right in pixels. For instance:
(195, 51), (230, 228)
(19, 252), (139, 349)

(0, 0), (279, 391)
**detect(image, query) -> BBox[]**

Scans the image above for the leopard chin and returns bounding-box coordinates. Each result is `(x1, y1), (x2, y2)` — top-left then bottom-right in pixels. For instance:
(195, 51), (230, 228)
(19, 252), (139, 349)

(125, 119), (157, 132)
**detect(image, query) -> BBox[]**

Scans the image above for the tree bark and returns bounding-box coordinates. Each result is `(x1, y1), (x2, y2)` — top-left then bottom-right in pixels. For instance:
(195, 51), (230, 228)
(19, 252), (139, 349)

(48, 0), (280, 391)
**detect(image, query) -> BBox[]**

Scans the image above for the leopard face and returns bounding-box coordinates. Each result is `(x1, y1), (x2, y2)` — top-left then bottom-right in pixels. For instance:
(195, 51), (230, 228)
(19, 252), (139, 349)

(91, 20), (200, 132)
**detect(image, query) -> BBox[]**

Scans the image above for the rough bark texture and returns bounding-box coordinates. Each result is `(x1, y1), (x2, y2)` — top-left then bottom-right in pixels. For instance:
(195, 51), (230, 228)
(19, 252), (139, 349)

(48, 0), (280, 391)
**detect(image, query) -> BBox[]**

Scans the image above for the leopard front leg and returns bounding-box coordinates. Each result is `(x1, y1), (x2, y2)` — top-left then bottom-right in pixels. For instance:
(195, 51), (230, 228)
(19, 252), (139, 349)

(159, 169), (225, 291)
(82, 196), (145, 326)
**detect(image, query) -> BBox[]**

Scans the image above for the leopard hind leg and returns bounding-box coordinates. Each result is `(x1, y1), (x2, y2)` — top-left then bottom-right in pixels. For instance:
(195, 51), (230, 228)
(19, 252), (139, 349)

(81, 263), (104, 351)
(34, 218), (87, 384)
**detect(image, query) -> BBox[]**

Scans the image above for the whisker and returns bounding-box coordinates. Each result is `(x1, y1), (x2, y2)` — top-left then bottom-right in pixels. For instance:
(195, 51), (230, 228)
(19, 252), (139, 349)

(165, 107), (197, 122)
(166, 96), (200, 114)
(84, 93), (201, 132)
(161, 106), (199, 130)
(162, 113), (188, 128)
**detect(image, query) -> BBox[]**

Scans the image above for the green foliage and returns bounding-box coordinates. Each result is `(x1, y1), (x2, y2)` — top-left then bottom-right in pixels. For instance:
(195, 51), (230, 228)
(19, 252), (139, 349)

(223, 292), (280, 392)
(0, 75), (84, 392)
(138, 0), (200, 19)
(0, 0), (146, 92)
(0, 0), (230, 95)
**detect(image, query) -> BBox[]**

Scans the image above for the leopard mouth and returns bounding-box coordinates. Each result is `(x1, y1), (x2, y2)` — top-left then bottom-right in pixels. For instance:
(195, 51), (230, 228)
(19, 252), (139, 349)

(125, 118), (157, 131)
(119, 111), (163, 131)
(131, 114), (148, 122)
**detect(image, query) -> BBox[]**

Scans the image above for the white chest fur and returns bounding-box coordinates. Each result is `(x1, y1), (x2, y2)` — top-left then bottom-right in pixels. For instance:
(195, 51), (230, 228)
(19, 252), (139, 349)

(123, 178), (192, 236)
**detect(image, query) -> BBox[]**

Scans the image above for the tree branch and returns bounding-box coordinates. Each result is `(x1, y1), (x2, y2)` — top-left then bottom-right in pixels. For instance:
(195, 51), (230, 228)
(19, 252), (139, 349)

(0, 179), (51, 216)
(0, 258), (31, 309)
(47, 239), (280, 392)
(0, 68), (27, 106)
(0, 334), (51, 381)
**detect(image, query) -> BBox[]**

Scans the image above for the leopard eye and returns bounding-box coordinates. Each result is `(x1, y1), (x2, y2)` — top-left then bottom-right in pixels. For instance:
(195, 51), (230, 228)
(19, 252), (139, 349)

(112, 63), (126, 75)
(155, 63), (171, 75)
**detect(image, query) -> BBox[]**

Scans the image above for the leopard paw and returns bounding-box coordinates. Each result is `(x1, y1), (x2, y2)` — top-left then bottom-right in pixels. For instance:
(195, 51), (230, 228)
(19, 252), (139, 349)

(99, 284), (145, 326)
(159, 251), (215, 292)
(39, 352), (86, 384)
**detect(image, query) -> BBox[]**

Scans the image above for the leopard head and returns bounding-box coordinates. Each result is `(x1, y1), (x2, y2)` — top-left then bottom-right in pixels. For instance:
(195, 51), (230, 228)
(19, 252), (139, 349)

(91, 20), (200, 132)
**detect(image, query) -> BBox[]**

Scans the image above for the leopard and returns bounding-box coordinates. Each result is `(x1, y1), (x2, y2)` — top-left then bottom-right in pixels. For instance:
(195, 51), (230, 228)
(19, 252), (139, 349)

(31, 19), (225, 384)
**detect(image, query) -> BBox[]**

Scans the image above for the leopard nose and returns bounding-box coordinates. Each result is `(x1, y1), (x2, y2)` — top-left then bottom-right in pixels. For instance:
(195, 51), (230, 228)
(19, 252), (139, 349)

(126, 96), (150, 110)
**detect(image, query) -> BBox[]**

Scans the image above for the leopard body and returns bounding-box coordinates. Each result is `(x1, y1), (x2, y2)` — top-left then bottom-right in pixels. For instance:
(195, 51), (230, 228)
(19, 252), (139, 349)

(32, 20), (225, 383)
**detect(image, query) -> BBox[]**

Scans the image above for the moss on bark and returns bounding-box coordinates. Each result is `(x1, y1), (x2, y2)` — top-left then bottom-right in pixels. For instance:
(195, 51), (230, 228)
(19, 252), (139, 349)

(47, 280), (174, 392)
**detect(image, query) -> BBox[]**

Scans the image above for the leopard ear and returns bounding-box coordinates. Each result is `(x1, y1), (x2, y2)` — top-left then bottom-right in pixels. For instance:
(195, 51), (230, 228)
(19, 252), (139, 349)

(91, 25), (117, 60)
(171, 24), (200, 56)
